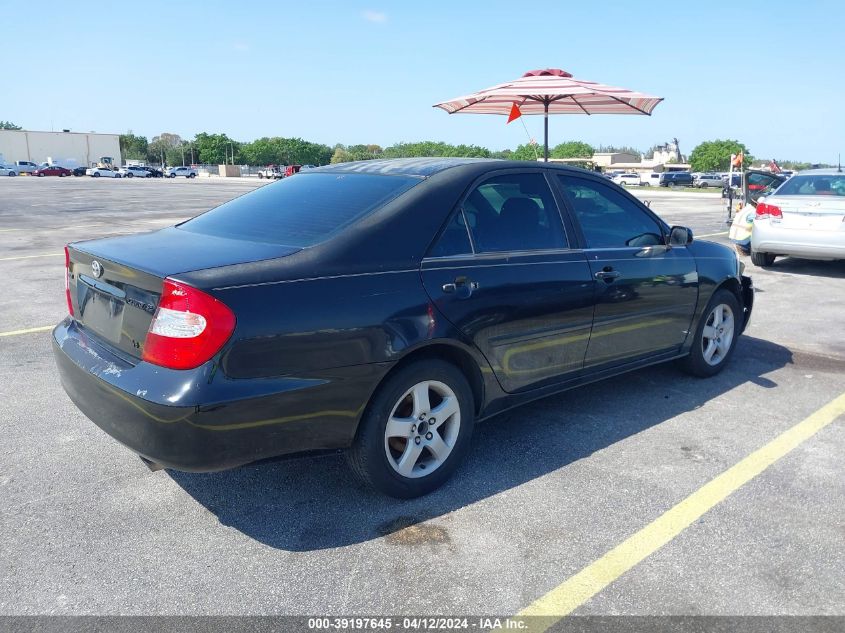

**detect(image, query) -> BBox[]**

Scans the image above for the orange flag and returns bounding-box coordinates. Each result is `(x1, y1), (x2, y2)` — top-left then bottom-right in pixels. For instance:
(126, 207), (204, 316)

(507, 102), (522, 124)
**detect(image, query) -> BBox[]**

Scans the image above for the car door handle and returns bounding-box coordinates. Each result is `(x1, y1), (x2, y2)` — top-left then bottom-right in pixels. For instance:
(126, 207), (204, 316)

(595, 269), (621, 282)
(443, 277), (478, 298)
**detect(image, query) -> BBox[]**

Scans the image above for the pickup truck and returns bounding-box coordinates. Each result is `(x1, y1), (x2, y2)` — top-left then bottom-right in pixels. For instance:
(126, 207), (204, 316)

(166, 166), (198, 178)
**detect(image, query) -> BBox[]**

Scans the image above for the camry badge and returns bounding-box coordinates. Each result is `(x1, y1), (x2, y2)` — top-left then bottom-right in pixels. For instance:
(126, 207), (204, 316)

(91, 260), (103, 278)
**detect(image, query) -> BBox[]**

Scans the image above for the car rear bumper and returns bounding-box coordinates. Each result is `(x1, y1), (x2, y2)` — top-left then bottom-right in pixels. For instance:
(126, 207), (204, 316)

(752, 222), (845, 260)
(52, 318), (382, 471)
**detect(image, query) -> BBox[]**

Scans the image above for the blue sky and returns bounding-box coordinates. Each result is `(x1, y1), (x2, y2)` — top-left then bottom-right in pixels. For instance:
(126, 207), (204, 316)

(3, 1), (843, 162)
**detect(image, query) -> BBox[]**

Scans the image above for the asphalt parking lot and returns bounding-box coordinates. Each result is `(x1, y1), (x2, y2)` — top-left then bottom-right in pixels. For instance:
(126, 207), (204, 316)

(1, 177), (843, 619)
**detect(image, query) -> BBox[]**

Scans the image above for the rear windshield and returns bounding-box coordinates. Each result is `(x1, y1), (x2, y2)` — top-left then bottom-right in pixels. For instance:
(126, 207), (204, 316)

(775, 174), (845, 196)
(178, 172), (421, 247)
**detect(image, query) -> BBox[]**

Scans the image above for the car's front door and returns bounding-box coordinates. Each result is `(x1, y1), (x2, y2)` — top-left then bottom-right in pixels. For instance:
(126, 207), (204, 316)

(421, 171), (595, 393)
(556, 174), (698, 370)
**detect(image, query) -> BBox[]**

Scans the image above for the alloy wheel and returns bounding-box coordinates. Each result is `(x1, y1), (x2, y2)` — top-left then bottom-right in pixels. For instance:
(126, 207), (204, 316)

(383, 380), (461, 478)
(701, 303), (735, 366)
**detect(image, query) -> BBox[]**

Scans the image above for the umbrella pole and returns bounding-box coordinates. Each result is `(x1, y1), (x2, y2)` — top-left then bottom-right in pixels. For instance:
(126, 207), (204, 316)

(544, 99), (549, 162)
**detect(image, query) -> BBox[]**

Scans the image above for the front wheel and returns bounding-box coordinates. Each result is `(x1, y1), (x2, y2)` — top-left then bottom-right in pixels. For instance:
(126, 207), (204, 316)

(751, 251), (776, 267)
(92, 172), (100, 177)
(678, 289), (741, 377)
(189, 173), (196, 178)
(346, 359), (475, 498)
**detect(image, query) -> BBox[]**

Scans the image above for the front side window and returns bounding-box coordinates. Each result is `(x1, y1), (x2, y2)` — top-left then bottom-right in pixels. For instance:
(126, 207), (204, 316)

(558, 176), (664, 249)
(461, 173), (567, 253)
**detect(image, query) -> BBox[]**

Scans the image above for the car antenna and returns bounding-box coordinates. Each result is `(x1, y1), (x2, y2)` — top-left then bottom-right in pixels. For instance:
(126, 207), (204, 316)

(838, 154), (842, 173)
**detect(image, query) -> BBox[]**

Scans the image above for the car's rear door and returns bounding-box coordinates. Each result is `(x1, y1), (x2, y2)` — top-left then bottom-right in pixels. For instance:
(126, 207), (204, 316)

(421, 170), (595, 393)
(555, 174), (698, 370)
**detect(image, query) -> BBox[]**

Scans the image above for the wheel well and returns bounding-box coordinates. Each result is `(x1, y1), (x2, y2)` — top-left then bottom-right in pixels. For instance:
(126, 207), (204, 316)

(388, 343), (485, 416)
(716, 277), (742, 305)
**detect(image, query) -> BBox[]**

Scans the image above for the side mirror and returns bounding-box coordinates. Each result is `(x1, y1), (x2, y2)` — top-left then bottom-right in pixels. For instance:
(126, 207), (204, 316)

(669, 225), (693, 246)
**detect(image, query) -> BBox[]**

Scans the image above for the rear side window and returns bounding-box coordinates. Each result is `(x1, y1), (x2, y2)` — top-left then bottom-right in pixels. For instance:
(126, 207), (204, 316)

(461, 173), (568, 253)
(179, 172), (420, 247)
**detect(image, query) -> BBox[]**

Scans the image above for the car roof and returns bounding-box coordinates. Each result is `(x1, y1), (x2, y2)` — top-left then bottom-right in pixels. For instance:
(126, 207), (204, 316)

(795, 168), (845, 175)
(306, 157), (604, 179)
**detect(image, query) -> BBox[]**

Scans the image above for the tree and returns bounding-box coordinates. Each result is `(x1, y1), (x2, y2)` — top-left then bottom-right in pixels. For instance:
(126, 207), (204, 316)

(689, 140), (752, 172)
(119, 131), (148, 161)
(193, 132), (240, 165)
(596, 144), (641, 157)
(510, 143), (542, 161)
(0, 121), (21, 130)
(148, 133), (184, 166)
(330, 147), (354, 164)
(550, 141), (594, 159)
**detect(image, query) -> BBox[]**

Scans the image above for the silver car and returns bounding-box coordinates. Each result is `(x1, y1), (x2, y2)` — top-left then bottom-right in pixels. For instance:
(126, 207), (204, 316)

(750, 168), (845, 266)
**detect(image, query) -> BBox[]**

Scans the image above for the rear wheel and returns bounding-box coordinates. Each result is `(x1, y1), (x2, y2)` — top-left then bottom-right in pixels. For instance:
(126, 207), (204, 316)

(189, 173), (196, 178)
(169, 173), (176, 178)
(678, 289), (741, 377)
(126, 173), (133, 178)
(750, 251), (776, 267)
(346, 359), (474, 498)
(668, 181), (676, 188)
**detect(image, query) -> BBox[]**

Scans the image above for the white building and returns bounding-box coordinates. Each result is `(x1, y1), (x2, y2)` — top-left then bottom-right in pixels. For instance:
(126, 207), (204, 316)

(0, 130), (121, 168)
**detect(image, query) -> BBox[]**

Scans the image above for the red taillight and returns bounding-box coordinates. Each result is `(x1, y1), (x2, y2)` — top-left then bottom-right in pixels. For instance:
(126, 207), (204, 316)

(755, 201), (783, 220)
(142, 278), (236, 370)
(64, 246), (74, 316)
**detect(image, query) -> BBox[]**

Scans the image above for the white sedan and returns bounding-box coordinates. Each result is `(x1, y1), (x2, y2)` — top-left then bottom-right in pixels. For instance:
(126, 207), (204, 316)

(612, 173), (641, 186)
(86, 167), (122, 178)
(0, 165), (18, 176)
(119, 166), (151, 178)
(751, 168), (845, 266)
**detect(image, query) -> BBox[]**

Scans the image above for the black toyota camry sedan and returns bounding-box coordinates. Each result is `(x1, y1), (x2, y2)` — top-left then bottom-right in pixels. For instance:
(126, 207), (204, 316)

(53, 158), (753, 498)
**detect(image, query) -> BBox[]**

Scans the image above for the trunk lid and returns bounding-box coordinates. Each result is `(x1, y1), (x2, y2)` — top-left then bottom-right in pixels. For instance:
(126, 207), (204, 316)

(769, 195), (845, 231)
(68, 228), (301, 360)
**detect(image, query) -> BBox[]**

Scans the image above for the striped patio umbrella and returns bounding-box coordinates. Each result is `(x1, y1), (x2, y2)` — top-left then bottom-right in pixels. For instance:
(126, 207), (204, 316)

(433, 68), (663, 161)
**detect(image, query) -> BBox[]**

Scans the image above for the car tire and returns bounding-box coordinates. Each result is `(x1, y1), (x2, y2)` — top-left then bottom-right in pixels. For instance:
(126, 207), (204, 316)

(115, 174), (121, 178)
(92, 172), (100, 177)
(678, 289), (742, 378)
(668, 181), (676, 188)
(346, 359), (475, 498)
(127, 173), (133, 178)
(37, 173), (44, 177)
(700, 182), (708, 188)
(258, 173), (264, 179)
(8, 172), (16, 177)
(750, 251), (776, 267)
(169, 173), (176, 178)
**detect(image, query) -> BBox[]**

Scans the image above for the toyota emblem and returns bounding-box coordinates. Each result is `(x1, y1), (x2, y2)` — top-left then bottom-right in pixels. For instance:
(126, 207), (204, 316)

(91, 260), (103, 278)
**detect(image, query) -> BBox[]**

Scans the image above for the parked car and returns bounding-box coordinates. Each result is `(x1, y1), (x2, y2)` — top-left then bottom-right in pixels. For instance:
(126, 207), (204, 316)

(0, 165), (18, 176)
(728, 170), (787, 255)
(13, 160), (38, 174)
(694, 173), (723, 188)
(284, 164), (302, 177)
(86, 167), (122, 178)
(143, 167), (164, 178)
(639, 173), (660, 186)
(258, 166), (283, 179)
(167, 166), (197, 178)
(72, 166), (88, 177)
(53, 158), (752, 498)
(750, 168), (845, 266)
(120, 166), (151, 178)
(659, 172), (694, 187)
(33, 165), (72, 177)
(612, 173), (640, 186)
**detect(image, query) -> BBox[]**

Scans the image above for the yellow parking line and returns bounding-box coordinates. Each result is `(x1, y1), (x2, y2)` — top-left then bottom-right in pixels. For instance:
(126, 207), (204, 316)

(0, 325), (54, 337)
(697, 231), (729, 238)
(0, 253), (60, 262)
(518, 391), (845, 628)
